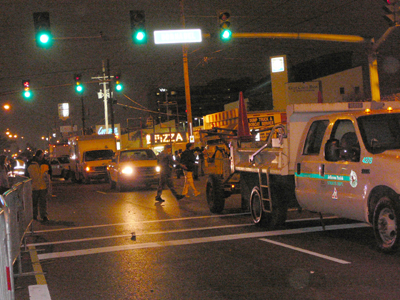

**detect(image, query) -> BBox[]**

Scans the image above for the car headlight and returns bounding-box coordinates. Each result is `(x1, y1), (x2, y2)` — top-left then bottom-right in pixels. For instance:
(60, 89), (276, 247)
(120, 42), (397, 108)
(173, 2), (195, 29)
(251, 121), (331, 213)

(155, 166), (161, 173)
(121, 166), (133, 175)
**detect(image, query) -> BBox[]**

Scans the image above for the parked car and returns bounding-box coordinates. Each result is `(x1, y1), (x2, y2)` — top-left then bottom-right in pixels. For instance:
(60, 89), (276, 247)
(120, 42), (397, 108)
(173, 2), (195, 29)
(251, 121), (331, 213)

(108, 148), (160, 192)
(50, 158), (64, 178)
(56, 156), (71, 179)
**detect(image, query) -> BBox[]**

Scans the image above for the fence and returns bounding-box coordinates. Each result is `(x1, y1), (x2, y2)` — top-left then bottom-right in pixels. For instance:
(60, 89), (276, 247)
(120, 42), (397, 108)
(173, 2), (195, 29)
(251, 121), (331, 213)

(0, 176), (33, 300)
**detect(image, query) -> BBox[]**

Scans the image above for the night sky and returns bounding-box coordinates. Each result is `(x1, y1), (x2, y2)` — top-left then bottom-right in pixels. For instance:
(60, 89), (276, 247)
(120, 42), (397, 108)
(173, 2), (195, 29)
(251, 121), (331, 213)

(0, 0), (399, 148)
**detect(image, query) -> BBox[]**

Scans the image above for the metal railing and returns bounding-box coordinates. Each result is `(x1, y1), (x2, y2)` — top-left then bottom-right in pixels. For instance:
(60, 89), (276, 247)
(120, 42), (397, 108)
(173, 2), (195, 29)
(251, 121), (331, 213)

(0, 176), (33, 300)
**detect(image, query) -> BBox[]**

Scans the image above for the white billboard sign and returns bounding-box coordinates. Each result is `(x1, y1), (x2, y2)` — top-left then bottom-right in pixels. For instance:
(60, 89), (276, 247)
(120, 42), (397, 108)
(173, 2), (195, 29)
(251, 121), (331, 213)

(154, 29), (202, 44)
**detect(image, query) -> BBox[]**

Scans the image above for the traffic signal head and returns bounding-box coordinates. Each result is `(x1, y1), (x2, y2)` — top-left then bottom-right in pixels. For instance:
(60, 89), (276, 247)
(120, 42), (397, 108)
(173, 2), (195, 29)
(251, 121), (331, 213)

(33, 12), (53, 48)
(74, 74), (84, 94)
(219, 11), (232, 41)
(114, 74), (123, 92)
(22, 80), (32, 99)
(130, 10), (147, 44)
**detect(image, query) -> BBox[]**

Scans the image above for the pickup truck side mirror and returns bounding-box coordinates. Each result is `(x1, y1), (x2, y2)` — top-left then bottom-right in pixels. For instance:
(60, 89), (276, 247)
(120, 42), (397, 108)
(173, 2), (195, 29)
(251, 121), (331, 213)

(325, 139), (340, 162)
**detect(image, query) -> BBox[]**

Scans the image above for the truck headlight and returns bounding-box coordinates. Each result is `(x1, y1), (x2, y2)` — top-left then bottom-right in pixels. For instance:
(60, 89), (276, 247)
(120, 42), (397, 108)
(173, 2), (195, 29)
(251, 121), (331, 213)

(121, 166), (133, 175)
(86, 166), (91, 172)
(155, 166), (161, 173)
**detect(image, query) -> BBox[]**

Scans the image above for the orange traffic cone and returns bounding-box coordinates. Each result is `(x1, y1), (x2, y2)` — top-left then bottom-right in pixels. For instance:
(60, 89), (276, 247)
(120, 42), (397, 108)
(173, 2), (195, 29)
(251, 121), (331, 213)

(237, 91), (252, 141)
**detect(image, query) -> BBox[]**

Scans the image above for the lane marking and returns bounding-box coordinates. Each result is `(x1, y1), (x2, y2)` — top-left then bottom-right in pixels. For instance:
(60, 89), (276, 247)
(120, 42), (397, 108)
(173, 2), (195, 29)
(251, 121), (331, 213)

(29, 246), (52, 299)
(259, 238), (351, 264)
(27, 223), (254, 247)
(96, 191), (107, 194)
(29, 246), (46, 284)
(38, 223), (369, 260)
(32, 213), (251, 233)
(29, 285), (51, 300)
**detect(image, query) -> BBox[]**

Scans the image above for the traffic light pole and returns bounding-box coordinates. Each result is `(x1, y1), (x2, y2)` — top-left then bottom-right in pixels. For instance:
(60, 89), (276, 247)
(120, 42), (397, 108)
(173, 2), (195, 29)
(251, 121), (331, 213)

(206, 31), (397, 102)
(81, 96), (85, 135)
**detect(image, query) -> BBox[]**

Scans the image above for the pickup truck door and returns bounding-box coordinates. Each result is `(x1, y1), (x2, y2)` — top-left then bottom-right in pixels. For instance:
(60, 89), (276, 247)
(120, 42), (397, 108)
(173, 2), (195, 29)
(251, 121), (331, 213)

(320, 119), (365, 221)
(295, 119), (330, 213)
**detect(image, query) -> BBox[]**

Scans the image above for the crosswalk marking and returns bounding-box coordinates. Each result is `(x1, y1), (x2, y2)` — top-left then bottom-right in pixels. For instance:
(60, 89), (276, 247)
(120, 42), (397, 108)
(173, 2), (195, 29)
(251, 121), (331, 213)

(37, 223), (369, 260)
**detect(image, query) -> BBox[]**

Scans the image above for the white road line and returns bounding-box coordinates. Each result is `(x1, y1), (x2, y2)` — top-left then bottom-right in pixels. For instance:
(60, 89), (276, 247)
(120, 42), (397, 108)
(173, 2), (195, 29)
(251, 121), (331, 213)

(37, 223), (369, 260)
(27, 223), (254, 247)
(32, 213), (251, 233)
(29, 285), (51, 300)
(259, 238), (351, 264)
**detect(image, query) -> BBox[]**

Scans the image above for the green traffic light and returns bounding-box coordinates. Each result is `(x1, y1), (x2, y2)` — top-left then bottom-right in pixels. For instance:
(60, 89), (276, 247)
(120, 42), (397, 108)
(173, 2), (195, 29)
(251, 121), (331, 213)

(115, 84), (123, 92)
(133, 30), (147, 44)
(23, 91), (32, 99)
(36, 31), (53, 48)
(221, 29), (232, 40)
(75, 85), (83, 93)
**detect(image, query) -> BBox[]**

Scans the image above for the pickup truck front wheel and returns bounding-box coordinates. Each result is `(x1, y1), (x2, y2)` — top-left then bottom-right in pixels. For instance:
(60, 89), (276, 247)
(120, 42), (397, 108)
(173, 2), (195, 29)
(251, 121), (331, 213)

(373, 196), (400, 253)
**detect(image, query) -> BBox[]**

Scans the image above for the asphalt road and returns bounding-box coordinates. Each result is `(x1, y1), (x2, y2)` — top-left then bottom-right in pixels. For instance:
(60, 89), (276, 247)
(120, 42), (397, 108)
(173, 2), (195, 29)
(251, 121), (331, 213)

(14, 173), (400, 300)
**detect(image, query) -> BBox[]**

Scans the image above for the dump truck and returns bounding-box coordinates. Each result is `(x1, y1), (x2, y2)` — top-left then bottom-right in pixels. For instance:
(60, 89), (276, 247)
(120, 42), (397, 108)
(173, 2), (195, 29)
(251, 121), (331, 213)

(69, 134), (117, 183)
(206, 100), (400, 252)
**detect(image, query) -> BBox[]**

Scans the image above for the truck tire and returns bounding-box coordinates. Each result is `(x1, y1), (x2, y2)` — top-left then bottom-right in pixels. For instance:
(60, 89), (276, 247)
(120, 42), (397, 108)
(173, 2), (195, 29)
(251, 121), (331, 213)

(206, 174), (225, 213)
(250, 184), (288, 228)
(373, 196), (400, 253)
(250, 187), (269, 227)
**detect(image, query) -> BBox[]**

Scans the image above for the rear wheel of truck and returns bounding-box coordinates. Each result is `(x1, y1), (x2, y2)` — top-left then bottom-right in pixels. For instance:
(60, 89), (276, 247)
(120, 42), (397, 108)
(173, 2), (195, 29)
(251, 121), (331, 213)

(206, 174), (225, 213)
(250, 187), (269, 227)
(373, 196), (400, 253)
(250, 184), (288, 228)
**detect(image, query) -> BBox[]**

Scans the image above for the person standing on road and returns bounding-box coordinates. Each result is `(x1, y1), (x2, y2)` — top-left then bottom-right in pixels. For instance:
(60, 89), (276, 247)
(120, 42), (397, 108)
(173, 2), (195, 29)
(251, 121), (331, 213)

(180, 143), (200, 198)
(27, 150), (50, 222)
(155, 145), (184, 202)
(0, 155), (10, 194)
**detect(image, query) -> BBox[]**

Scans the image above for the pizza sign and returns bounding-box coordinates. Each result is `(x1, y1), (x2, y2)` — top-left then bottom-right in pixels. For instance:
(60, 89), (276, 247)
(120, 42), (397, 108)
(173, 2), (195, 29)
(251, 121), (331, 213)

(146, 132), (187, 145)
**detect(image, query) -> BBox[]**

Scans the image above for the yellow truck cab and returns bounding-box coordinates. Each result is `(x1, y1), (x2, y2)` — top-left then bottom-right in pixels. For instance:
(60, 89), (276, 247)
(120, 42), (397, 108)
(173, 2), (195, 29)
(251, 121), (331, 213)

(69, 134), (116, 183)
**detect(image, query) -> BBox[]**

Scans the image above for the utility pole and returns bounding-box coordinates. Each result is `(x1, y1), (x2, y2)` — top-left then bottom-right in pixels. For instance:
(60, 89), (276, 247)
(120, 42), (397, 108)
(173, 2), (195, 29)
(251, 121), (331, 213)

(93, 60), (114, 134)
(180, 0), (193, 138)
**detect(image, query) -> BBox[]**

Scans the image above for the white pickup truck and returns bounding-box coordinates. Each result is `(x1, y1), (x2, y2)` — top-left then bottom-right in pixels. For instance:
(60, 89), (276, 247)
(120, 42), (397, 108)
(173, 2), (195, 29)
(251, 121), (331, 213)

(206, 101), (400, 252)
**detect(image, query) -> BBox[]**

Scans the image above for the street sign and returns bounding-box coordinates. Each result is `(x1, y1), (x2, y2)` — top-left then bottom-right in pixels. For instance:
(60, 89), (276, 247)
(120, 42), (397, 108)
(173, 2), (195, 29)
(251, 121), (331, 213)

(154, 29), (202, 44)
